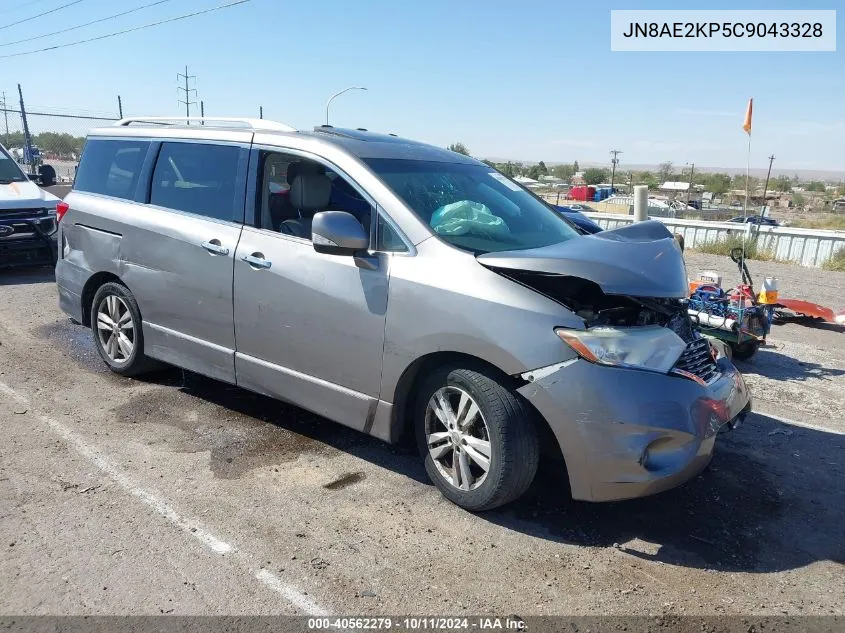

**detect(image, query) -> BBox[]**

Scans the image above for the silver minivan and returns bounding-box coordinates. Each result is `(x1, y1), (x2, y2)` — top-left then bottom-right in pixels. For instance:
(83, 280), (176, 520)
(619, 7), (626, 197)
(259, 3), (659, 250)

(56, 117), (751, 511)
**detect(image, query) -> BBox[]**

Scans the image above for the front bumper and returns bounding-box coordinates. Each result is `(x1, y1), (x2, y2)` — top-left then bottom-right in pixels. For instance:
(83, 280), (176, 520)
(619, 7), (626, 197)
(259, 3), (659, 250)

(0, 216), (58, 269)
(517, 356), (751, 502)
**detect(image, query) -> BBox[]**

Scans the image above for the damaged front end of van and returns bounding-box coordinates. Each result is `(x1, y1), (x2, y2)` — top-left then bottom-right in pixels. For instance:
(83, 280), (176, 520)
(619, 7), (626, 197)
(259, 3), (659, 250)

(478, 221), (752, 502)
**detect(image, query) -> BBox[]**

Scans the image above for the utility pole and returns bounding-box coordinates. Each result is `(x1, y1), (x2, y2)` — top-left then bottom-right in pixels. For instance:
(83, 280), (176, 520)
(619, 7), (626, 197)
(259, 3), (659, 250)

(200, 101), (205, 125)
(1, 91), (9, 146)
(259, 106), (263, 119)
(17, 84), (34, 168)
(117, 95), (123, 119)
(686, 162), (695, 206)
(177, 66), (197, 124)
(761, 154), (775, 216)
(609, 149), (622, 190)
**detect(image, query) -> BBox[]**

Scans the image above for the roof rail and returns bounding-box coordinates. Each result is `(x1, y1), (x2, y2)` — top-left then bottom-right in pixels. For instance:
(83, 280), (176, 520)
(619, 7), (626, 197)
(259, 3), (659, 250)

(115, 117), (296, 132)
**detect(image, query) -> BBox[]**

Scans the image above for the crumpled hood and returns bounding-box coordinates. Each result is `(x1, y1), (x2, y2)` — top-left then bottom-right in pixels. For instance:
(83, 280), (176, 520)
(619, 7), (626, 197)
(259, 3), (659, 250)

(0, 180), (60, 211)
(477, 220), (688, 298)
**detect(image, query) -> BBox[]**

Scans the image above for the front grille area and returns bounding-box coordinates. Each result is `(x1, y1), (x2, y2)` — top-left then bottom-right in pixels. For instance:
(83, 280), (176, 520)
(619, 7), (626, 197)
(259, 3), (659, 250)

(0, 208), (47, 219)
(673, 336), (718, 384)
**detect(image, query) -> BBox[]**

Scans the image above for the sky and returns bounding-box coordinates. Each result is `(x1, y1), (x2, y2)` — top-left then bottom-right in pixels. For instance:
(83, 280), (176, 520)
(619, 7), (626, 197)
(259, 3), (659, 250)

(0, 0), (843, 173)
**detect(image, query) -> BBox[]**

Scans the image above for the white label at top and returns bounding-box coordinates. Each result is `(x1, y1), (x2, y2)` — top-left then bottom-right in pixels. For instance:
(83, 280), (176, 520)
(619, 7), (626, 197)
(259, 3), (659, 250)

(611, 10), (836, 52)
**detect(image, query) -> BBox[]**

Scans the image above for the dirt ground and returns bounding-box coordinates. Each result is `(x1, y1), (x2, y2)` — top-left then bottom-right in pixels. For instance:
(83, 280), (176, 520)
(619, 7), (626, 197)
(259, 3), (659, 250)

(0, 257), (843, 617)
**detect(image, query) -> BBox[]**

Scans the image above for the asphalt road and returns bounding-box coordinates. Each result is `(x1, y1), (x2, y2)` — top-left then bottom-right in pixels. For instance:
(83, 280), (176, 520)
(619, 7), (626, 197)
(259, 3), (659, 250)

(0, 258), (843, 617)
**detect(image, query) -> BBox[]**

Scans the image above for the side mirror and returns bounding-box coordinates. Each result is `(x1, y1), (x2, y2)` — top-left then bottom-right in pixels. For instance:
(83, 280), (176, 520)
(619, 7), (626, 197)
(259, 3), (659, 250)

(311, 211), (369, 255)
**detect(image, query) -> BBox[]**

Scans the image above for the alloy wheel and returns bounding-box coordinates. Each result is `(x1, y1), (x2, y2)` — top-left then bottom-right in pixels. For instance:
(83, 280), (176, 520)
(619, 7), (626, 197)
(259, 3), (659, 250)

(425, 386), (492, 491)
(96, 294), (135, 364)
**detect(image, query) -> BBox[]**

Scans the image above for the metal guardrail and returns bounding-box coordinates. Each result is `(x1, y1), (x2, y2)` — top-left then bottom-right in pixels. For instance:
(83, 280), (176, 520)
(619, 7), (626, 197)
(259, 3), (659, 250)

(584, 213), (845, 268)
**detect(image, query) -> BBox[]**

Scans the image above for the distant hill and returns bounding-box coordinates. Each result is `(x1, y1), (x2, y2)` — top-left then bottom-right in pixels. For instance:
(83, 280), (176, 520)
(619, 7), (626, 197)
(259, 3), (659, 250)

(481, 158), (844, 182)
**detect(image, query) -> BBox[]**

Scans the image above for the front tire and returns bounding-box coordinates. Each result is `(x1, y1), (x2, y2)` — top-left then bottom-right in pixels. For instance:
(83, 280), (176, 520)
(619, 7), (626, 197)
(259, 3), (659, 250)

(415, 365), (539, 511)
(90, 282), (155, 376)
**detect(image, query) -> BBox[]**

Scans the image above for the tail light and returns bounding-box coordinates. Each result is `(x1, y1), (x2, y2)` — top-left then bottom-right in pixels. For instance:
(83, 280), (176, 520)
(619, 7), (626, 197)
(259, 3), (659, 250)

(56, 201), (69, 223)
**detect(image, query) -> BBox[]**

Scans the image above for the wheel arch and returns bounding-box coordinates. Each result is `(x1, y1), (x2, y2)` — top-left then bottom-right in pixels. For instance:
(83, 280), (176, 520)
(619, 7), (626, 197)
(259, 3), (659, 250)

(388, 351), (564, 462)
(80, 271), (126, 328)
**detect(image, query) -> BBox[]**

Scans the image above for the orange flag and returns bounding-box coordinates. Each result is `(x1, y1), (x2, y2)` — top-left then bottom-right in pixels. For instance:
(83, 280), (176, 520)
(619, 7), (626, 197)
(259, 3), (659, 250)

(742, 98), (753, 135)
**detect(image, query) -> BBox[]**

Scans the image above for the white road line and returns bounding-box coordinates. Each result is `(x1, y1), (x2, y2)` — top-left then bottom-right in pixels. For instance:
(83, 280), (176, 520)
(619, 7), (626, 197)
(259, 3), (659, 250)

(254, 569), (329, 615)
(748, 409), (845, 435)
(0, 381), (330, 616)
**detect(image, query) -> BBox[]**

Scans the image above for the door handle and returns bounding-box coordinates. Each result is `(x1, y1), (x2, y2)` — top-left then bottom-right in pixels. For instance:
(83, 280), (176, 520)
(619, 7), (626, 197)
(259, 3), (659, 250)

(241, 253), (272, 269)
(201, 239), (230, 256)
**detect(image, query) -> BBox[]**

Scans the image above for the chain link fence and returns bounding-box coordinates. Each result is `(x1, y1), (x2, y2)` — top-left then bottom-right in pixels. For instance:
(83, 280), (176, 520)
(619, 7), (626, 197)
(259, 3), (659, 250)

(1, 104), (119, 183)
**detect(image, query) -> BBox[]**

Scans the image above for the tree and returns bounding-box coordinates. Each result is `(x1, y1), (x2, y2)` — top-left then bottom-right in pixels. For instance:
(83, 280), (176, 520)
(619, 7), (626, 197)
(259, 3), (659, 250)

(527, 164), (543, 181)
(501, 162), (516, 177)
(447, 142), (469, 156)
(551, 163), (575, 181)
(792, 192), (806, 208)
(771, 175), (792, 192)
(481, 159), (495, 168)
(537, 161), (548, 177)
(573, 160), (580, 172)
(583, 167), (610, 185)
(657, 161), (673, 184)
(701, 173), (731, 195)
(806, 181), (826, 193)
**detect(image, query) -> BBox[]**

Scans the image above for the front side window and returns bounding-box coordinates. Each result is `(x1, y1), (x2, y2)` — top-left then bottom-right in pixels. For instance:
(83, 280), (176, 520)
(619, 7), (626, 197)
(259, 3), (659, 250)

(256, 151), (374, 243)
(74, 139), (150, 200)
(0, 145), (28, 183)
(150, 142), (241, 221)
(365, 158), (580, 254)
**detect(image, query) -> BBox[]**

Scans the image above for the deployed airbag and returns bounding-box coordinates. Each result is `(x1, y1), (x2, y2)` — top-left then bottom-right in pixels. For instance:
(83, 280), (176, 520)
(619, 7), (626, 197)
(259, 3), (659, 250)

(431, 200), (510, 238)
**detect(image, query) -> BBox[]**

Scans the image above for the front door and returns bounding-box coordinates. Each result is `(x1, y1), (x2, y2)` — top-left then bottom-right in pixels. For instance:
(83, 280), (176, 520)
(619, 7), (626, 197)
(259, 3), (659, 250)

(232, 150), (389, 430)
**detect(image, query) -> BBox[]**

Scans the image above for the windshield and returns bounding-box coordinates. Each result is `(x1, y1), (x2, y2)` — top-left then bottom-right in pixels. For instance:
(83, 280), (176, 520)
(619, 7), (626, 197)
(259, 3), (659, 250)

(365, 158), (580, 253)
(0, 146), (28, 183)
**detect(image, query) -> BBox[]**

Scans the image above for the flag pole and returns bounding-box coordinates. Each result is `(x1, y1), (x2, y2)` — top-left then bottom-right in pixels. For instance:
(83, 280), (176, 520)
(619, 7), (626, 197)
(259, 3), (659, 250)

(744, 133), (751, 218)
(740, 97), (753, 293)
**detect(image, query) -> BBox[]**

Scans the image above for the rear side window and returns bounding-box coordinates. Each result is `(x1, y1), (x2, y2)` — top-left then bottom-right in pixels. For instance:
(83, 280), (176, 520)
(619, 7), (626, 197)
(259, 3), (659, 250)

(150, 142), (242, 221)
(74, 139), (150, 200)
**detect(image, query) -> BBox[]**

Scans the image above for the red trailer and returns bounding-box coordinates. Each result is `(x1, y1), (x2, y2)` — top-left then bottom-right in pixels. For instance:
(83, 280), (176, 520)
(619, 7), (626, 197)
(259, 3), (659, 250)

(569, 186), (596, 201)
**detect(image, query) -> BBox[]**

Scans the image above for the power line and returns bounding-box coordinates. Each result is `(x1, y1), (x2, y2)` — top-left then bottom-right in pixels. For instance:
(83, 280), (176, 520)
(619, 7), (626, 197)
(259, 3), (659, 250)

(0, 0), (252, 59)
(5, 0), (51, 13)
(0, 0), (85, 32)
(0, 107), (118, 122)
(0, 0), (175, 49)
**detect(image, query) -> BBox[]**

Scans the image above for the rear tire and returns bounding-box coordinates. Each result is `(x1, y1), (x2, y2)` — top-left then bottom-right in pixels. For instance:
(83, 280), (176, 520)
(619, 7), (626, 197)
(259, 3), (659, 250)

(90, 282), (157, 376)
(38, 164), (56, 187)
(415, 365), (539, 511)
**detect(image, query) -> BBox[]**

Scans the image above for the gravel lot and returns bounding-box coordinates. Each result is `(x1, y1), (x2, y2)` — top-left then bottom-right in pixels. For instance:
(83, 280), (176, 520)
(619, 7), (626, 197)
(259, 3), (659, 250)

(0, 254), (843, 617)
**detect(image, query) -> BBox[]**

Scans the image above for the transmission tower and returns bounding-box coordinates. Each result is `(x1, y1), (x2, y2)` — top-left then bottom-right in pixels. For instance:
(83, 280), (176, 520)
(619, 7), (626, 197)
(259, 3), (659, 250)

(177, 66), (197, 124)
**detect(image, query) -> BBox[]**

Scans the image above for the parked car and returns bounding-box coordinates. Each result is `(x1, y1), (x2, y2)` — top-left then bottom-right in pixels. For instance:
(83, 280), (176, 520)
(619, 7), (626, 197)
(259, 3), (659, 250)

(55, 118), (751, 511)
(552, 204), (603, 234)
(1, 142), (60, 268)
(728, 215), (780, 226)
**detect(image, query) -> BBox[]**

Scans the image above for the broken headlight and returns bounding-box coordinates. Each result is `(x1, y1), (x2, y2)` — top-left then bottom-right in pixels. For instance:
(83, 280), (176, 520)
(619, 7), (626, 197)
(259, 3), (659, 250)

(555, 325), (687, 374)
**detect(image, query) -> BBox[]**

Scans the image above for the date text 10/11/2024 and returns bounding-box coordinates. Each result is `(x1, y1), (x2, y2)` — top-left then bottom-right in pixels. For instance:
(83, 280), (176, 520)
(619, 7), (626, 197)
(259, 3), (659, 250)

(307, 617), (527, 630)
